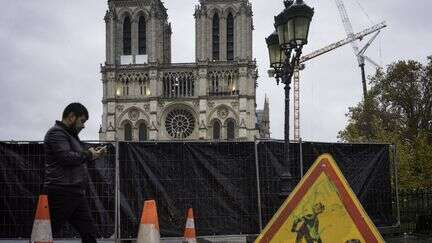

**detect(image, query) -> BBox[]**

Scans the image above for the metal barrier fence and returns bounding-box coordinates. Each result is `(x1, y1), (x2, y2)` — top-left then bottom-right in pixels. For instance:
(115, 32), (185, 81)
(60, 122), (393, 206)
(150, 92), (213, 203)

(0, 141), (116, 239)
(399, 189), (432, 234)
(0, 139), (399, 241)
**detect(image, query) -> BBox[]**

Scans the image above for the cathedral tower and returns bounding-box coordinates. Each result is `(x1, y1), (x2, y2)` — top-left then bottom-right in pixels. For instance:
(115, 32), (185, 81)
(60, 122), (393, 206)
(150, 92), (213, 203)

(195, 0), (253, 62)
(99, 0), (260, 141)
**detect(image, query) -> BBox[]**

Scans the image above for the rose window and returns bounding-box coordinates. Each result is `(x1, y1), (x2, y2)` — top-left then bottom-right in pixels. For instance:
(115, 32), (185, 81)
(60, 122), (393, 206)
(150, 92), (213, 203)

(165, 109), (195, 139)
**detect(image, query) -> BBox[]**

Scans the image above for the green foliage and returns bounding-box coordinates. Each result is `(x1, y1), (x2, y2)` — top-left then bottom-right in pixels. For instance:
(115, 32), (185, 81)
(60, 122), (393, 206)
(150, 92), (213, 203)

(338, 56), (432, 189)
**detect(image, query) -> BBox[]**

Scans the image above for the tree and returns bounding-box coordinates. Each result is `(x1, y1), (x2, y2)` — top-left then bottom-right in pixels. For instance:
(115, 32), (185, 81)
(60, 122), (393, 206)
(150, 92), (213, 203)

(338, 56), (432, 189)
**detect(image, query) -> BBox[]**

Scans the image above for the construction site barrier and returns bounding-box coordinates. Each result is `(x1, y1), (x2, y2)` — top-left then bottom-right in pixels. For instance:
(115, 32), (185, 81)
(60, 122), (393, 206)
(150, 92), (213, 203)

(0, 140), (399, 240)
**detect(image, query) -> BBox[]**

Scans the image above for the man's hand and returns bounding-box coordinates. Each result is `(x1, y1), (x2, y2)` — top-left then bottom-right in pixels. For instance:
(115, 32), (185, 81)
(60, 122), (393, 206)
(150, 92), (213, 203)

(96, 145), (108, 157)
(88, 146), (107, 160)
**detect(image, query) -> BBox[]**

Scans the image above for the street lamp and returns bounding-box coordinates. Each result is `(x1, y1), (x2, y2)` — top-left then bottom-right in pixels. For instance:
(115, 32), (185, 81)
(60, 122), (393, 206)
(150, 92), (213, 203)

(266, 0), (314, 197)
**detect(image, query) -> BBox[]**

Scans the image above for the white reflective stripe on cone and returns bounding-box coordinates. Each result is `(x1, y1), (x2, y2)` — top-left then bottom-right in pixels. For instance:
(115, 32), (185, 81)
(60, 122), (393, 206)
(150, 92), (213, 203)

(137, 224), (160, 243)
(30, 220), (53, 243)
(184, 239), (197, 243)
(185, 218), (195, 229)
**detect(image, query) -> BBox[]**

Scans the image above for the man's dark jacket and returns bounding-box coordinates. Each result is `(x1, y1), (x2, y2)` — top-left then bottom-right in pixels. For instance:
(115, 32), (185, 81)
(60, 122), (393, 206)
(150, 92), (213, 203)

(43, 121), (93, 194)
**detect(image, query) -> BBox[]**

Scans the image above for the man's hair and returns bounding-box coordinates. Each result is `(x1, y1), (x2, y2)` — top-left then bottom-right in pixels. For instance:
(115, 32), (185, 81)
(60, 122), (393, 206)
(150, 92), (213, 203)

(62, 103), (89, 120)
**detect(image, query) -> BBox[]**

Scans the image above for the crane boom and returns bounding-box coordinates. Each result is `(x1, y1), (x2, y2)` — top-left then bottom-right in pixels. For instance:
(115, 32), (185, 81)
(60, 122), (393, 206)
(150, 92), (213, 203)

(292, 21), (387, 141)
(300, 22), (386, 63)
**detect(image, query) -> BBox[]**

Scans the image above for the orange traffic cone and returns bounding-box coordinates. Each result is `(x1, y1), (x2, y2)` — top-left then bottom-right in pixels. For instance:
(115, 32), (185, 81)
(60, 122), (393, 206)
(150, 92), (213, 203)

(30, 195), (53, 243)
(183, 208), (197, 243)
(137, 200), (160, 243)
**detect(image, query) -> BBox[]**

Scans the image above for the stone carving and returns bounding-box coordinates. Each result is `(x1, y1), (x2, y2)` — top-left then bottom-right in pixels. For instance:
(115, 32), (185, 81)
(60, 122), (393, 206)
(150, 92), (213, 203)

(208, 101), (215, 109)
(240, 118), (246, 128)
(118, 72), (149, 83)
(193, 100), (200, 108)
(199, 120), (207, 129)
(128, 109), (140, 121)
(151, 121), (159, 131)
(107, 122), (115, 131)
(116, 105), (124, 111)
(143, 104), (150, 112)
(231, 101), (239, 109)
(217, 107), (229, 119)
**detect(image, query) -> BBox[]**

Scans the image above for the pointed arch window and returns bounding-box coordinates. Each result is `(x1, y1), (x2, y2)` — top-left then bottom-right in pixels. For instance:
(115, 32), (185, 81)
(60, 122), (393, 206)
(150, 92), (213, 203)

(123, 16), (132, 55)
(227, 119), (235, 140)
(124, 123), (132, 141)
(139, 123), (148, 141)
(212, 13), (220, 61)
(213, 120), (221, 139)
(227, 13), (234, 61)
(138, 16), (147, 55)
(122, 80), (129, 96)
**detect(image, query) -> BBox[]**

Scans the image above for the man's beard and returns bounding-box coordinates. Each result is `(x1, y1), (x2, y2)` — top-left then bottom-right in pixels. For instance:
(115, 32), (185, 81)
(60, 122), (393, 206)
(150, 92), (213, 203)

(71, 121), (82, 135)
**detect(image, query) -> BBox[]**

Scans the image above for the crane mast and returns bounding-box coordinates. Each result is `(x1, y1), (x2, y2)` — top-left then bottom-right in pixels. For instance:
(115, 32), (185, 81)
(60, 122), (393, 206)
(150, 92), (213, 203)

(334, 0), (383, 100)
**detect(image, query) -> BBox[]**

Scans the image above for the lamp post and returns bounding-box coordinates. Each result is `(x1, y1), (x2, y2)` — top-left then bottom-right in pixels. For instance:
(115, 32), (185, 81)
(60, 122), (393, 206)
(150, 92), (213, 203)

(266, 0), (314, 196)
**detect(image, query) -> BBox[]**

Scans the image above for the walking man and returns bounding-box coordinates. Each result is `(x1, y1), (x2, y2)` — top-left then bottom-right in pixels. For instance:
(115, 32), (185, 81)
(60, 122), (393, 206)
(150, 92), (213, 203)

(43, 103), (107, 243)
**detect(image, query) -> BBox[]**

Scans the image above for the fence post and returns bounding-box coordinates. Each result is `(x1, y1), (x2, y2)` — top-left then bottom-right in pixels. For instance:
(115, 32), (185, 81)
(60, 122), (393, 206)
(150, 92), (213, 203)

(254, 138), (263, 231)
(115, 140), (120, 243)
(392, 144), (401, 228)
(299, 138), (304, 178)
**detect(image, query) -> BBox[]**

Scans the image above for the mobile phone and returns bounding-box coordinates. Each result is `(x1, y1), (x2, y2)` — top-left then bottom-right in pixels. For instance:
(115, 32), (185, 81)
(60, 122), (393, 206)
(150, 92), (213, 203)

(96, 145), (107, 151)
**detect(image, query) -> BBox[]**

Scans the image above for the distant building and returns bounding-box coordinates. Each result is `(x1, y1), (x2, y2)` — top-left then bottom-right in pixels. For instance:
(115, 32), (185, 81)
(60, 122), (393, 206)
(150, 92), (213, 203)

(256, 95), (270, 138)
(99, 0), (268, 141)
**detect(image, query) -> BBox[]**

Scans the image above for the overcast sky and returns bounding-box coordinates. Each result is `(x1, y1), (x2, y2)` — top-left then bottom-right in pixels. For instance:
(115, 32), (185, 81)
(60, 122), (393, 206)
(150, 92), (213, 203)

(0, 0), (431, 142)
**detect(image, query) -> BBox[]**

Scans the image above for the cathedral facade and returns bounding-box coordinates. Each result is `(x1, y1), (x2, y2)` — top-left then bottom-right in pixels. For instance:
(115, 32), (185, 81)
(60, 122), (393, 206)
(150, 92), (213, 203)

(99, 0), (269, 141)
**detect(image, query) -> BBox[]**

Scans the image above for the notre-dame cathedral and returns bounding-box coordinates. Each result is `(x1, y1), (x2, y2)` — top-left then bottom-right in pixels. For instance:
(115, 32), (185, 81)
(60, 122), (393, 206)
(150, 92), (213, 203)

(99, 0), (270, 141)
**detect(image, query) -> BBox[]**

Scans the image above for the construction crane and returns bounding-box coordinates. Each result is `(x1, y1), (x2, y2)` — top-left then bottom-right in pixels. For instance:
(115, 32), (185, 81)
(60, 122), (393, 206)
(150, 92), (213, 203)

(292, 21), (387, 141)
(335, 0), (383, 100)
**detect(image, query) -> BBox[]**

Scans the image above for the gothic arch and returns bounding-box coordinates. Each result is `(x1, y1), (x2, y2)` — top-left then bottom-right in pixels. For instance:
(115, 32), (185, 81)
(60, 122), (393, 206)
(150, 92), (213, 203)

(121, 13), (132, 55)
(120, 119), (133, 141)
(135, 119), (149, 129)
(136, 119), (149, 141)
(132, 9), (150, 22)
(117, 106), (149, 128)
(210, 118), (222, 140)
(222, 6), (239, 19)
(207, 7), (223, 18)
(117, 7), (133, 21)
(225, 118), (237, 140)
(206, 104), (239, 126)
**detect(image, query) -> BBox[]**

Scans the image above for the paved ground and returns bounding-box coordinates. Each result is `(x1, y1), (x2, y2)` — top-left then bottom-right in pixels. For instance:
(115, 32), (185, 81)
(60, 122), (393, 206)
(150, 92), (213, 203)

(4, 235), (432, 242)
(385, 235), (432, 243)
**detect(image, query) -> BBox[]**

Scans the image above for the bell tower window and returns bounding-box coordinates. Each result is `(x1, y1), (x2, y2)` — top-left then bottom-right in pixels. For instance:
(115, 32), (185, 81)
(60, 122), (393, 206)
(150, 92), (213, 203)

(227, 13), (234, 61)
(212, 13), (220, 61)
(123, 16), (132, 55)
(138, 16), (147, 55)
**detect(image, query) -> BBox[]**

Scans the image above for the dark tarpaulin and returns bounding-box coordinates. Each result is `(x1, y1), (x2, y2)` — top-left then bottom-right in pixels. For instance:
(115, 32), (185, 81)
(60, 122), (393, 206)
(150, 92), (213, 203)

(119, 142), (260, 238)
(0, 140), (396, 239)
(257, 141), (396, 228)
(0, 142), (116, 239)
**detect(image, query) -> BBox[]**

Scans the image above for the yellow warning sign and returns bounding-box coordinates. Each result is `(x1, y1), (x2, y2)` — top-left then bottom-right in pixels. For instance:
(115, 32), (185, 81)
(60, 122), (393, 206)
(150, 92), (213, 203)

(255, 154), (384, 243)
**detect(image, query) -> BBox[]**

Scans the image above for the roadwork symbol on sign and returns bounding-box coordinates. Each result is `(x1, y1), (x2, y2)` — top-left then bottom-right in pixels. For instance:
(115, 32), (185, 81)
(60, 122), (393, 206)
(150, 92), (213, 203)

(255, 153), (384, 243)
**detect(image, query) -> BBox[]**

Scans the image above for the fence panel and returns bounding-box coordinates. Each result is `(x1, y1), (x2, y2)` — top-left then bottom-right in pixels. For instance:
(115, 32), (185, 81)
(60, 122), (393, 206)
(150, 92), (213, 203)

(118, 142), (260, 239)
(257, 141), (396, 228)
(0, 140), (401, 239)
(0, 142), (116, 239)
(399, 189), (432, 234)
